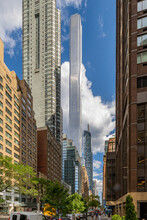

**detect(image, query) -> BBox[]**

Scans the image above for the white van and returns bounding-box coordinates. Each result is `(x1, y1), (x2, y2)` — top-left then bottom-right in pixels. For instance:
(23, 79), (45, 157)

(9, 212), (47, 220)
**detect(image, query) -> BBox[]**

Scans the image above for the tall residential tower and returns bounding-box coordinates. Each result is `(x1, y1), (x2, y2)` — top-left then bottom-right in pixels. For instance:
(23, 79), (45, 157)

(22, 0), (61, 143)
(69, 14), (82, 156)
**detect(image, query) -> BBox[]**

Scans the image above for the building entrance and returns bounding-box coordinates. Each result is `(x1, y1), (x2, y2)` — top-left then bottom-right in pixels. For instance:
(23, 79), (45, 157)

(140, 202), (147, 219)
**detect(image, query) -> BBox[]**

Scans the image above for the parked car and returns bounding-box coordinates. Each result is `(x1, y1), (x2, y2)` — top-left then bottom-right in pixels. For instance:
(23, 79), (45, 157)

(9, 212), (47, 220)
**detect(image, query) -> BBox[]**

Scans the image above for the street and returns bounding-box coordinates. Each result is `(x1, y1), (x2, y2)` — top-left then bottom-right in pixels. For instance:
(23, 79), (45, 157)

(87, 216), (111, 220)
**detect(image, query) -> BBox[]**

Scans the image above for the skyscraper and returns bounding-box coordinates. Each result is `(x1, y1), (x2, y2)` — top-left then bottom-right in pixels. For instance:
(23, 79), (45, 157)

(83, 126), (93, 192)
(115, 0), (147, 218)
(62, 134), (81, 194)
(22, 0), (61, 143)
(69, 14), (82, 156)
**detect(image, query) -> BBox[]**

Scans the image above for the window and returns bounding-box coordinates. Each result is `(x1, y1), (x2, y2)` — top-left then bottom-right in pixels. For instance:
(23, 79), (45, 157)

(14, 131), (19, 138)
(6, 115), (12, 124)
(5, 147), (12, 155)
(6, 107), (12, 116)
(137, 51), (147, 64)
(14, 138), (19, 146)
(14, 102), (19, 110)
(138, 104), (145, 122)
(14, 116), (19, 124)
(14, 153), (19, 159)
(138, 0), (147, 12)
(0, 144), (3, 150)
(138, 132), (145, 143)
(22, 110), (26, 117)
(0, 101), (3, 108)
(0, 110), (3, 116)
(6, 74), (11, 83)
(14, 146), (20, 152)
(6, 99), (12, 109)
(137, 34), (147, 47)
(0, 126), (3, 133)
(0, 118), (3, 125)
(137, 76), (147, 88)
(5, 91), (12, 101)
(14, 94), (19, 103)
(6, 131), (12, 140)
(22, 97), (26, 104)
(0, 135), (3, 141)
(14, 109), (19, 117)
(6, 196), (12, 201)
(137, 17), (147, 29)
(22, 117), (26, 123)
(6, 139), (12, 147)
(0, 83), (3, 91)
(6, 84), (12, 94)
(0, 76), (2, 83)
(0, 92), (3, 99)
(14, 123), (19, 131)
(6, 123), (12, 132)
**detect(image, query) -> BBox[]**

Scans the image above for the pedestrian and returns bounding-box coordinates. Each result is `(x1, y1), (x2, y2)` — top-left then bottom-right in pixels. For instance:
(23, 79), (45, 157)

(96, 212), (98, 220)
(98, 213), (101, 220)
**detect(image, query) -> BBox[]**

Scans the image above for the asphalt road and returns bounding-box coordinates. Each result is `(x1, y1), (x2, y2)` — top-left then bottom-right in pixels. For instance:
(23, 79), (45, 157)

(88, 216), (111, 220)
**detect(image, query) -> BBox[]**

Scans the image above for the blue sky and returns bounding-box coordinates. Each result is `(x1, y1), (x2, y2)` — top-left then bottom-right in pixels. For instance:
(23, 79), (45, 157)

(0, 0), (116, 197)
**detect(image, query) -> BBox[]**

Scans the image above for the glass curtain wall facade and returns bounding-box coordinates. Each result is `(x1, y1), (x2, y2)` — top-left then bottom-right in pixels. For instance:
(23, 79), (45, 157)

(83, 129), (93, 192)
(69, 14), (82, 156)
(22, 0), (62, 143)
(62, 134), (81, 194)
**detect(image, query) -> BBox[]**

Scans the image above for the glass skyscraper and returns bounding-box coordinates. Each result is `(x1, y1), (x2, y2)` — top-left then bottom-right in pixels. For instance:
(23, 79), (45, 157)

(22, 0), (61, 143)
(83, 127), (93, 192)
(62, 134), (81, 194)
(69, 14), (82, 156)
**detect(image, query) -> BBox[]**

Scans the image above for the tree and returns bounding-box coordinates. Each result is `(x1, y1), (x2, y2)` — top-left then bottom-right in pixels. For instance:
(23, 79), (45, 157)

(67, 193), (85, 219)
(125, 195), (137, 220)
(42, 181), (69, 219)
(0, 156), (38, 197)
(88, 195), (100, 209)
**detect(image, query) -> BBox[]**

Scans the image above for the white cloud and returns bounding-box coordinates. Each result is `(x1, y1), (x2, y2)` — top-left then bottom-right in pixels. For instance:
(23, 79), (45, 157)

(98, 16), (106, 38)
(61, 62), (115, 154)
(93, 160), (102, 170)
(0, 0), (22, 54)
(57, 0), (83, 9)
(93, 172), (103, 178)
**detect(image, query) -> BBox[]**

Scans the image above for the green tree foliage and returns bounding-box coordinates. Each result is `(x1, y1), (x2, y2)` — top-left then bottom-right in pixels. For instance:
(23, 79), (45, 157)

(125, 195), (137, 220)
(112, 214), (122, 220)
(42, 181), (69, 218)
(67, 193), (85, 216)
(87, 195), (100, 209)
(0, 156), (38, 197)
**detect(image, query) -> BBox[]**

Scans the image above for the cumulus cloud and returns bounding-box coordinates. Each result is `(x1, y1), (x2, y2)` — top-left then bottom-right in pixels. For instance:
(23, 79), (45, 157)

(93, 172), (103, 178)
(0, 0), (22, 54)
(93, 160), (102, 170)
(61, 62), (115, 154)
(57, 0), (83, 9)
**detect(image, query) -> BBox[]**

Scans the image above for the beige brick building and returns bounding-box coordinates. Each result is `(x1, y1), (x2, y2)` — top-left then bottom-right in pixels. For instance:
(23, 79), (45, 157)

(0, 38), (37, 170)
(0, 39), (37, 210)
